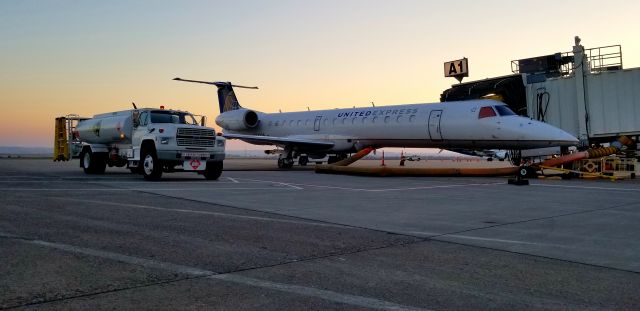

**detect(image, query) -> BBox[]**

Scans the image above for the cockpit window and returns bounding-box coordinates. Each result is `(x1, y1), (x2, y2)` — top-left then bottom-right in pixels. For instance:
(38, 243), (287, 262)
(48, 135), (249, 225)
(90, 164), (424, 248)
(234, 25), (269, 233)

(494, 105), (516, 116)
(478, 106), (497, 119)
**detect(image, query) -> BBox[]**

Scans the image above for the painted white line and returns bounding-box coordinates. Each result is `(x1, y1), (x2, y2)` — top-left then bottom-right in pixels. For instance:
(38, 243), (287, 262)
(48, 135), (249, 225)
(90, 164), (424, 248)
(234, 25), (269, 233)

(241, 178), (303, 190)
(443, 235), (546, 246)
(55, 197), (348, 228)
(532, 184), (640, 192)
(365, 182), (504, 192)
(0, 181), (244, 184)
(433, 234), (591, 250)
(240, 178), (502, 192)
(226, 177), (240, 183)
(5, 235), (429, 311)
(399, 231), (443, 237)
(0, 188), (278, 191)
(210, 273), (429, 311)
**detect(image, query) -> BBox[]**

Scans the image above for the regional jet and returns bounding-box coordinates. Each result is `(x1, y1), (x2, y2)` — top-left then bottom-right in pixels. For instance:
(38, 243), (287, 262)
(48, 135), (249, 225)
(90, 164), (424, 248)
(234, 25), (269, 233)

(174, 78), (578, 168)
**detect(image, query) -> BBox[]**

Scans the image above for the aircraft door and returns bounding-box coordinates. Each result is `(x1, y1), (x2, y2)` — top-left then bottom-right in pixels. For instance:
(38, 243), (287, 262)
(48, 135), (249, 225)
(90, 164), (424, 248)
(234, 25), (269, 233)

(428, 110), (443, 141)
(314, 116), (322, 131)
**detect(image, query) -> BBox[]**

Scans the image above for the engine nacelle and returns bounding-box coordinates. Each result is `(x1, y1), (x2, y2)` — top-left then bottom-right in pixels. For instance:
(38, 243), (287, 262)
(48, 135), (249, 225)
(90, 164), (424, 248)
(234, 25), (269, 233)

(215, 109), (260, 131)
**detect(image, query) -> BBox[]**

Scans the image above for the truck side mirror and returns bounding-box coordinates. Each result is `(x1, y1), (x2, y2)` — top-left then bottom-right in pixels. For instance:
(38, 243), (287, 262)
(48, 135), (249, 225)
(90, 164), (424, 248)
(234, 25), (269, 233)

(132, 111), (140, 127)
(200, 116), (207, 127)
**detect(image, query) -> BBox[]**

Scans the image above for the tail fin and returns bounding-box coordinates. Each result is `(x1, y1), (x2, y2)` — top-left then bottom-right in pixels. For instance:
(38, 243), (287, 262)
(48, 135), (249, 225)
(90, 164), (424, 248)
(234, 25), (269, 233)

(173, 78), (258, 113)
(216, 82), (242, 113)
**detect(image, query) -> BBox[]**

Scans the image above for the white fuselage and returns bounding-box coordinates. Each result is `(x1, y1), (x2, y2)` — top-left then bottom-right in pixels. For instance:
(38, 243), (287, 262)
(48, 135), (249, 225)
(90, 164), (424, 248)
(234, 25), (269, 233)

(219, 99), (578, 153)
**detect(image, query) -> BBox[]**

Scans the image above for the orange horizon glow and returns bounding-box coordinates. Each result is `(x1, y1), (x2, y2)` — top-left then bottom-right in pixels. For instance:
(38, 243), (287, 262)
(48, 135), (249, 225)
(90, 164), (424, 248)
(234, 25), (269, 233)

(2, 1), (639, 148)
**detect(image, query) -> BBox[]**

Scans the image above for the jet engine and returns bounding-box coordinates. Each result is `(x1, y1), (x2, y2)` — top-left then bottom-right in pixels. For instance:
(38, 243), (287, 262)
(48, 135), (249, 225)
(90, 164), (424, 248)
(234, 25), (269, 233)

(215, 109), (260, 131)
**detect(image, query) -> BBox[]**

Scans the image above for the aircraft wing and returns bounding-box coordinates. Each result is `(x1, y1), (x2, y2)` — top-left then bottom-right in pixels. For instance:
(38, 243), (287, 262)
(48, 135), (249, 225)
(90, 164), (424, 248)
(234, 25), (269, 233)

(223, 133), (335, 149)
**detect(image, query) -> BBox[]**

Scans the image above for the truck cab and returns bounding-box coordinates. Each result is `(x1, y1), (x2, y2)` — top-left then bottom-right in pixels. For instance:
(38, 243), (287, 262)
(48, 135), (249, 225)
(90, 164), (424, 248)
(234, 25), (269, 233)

(129, 108), (225, 180)
(67, 107), (225, 180)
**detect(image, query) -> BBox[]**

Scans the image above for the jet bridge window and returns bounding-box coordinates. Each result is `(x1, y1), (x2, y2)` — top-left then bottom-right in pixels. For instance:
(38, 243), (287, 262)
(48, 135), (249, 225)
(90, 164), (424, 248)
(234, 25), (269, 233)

(478, 106), (497, 119)
(494, 105), (516, 116)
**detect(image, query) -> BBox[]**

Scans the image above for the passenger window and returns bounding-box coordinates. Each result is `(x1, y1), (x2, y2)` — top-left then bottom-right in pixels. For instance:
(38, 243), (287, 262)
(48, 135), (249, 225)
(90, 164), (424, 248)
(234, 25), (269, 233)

(478, 106), (497, 118)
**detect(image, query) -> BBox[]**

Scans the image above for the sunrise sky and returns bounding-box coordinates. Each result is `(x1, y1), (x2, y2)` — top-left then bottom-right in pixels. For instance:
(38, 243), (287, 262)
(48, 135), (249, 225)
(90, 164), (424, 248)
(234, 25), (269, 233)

(1, 0), (639, 148)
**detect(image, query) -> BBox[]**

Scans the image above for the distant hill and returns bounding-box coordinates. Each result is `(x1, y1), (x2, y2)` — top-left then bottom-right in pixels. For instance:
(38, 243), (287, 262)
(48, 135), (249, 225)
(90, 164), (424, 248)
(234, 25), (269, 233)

(0, 146), (53, 157)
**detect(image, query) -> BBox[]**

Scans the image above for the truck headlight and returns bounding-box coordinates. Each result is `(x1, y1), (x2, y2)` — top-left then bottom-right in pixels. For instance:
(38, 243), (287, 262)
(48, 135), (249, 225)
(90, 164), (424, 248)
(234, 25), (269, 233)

(216, 140), (225, 147)
(160, 137), (170, 144)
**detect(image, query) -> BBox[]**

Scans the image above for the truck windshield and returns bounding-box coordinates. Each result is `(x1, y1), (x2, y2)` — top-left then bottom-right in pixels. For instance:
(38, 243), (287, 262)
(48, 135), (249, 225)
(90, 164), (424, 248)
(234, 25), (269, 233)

(149, 111), (198, 125)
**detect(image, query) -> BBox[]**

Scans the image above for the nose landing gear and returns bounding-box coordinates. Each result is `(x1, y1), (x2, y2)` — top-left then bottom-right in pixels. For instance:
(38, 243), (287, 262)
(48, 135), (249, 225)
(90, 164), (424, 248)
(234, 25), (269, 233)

(508, 166), (536, 185)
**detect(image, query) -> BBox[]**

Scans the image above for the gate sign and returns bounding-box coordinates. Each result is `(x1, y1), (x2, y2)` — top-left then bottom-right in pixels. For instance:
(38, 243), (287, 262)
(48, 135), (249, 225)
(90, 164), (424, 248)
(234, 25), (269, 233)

(444, 58), (469, 82)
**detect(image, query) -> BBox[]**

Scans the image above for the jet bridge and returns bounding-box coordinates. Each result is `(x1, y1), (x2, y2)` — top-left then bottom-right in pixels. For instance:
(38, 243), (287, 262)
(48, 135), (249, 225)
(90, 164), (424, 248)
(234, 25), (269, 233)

(441, 36), (640, 152)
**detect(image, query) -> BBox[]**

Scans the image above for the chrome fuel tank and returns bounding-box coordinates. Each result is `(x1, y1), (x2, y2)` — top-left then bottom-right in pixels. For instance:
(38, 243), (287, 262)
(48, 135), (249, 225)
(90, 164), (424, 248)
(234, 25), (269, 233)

(77, 110), (134, 144)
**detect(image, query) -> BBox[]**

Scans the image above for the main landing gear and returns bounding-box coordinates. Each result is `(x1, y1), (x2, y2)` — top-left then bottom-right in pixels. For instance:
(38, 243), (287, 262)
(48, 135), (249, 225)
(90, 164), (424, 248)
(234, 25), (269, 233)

(277, 156), (294, 169)
(277, 146), (295, 169)
(276, 148), (348, 169)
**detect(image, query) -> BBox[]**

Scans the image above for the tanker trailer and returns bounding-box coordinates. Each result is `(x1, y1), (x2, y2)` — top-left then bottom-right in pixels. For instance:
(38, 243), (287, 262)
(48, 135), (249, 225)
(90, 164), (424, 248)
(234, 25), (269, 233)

(58, 107), (225, 180)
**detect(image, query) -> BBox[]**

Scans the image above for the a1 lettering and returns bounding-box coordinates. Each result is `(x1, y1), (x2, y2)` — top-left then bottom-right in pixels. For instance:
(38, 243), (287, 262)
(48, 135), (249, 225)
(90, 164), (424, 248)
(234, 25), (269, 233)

(448, 63), (457, 75)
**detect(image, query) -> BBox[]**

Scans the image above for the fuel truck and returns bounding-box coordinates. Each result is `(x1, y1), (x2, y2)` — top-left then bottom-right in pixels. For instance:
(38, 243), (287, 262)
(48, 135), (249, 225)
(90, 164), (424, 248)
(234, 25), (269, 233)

(54, 107), (226, 180)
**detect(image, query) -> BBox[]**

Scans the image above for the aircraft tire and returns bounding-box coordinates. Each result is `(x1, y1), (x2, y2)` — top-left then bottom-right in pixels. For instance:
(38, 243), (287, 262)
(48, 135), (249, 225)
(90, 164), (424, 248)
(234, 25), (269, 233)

(327, 156), (338, 164)
(518, 166), (536, 178)
(299, 156), (309, 166)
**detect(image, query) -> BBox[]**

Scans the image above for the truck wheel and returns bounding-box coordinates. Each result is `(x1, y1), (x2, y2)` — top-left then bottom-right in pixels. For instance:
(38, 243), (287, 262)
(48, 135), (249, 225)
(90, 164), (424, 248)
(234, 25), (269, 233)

(141, 149), (163, 180)
(204, 161), (223, 180)
(81, 149), (106, 174)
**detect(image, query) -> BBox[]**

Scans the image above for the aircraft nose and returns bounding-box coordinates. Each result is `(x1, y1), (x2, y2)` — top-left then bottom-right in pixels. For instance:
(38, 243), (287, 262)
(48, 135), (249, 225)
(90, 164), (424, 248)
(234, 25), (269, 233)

(530, 119), (578, 146)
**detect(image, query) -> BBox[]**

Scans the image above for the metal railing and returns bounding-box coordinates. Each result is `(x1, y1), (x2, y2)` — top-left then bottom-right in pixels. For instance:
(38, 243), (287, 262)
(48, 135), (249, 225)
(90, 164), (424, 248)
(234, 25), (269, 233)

(585, 45), (623, 72)
(511, 45), (623, 76)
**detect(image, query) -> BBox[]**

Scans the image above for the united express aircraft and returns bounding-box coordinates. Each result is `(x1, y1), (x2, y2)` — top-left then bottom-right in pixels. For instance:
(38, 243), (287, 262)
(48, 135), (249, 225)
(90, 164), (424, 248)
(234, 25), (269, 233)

(174, 78), (577, 168)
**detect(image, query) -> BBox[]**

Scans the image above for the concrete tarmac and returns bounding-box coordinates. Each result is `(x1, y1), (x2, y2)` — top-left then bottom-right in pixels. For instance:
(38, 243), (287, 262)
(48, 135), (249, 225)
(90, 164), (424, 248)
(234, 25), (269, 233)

(1, 158), (640, 310)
